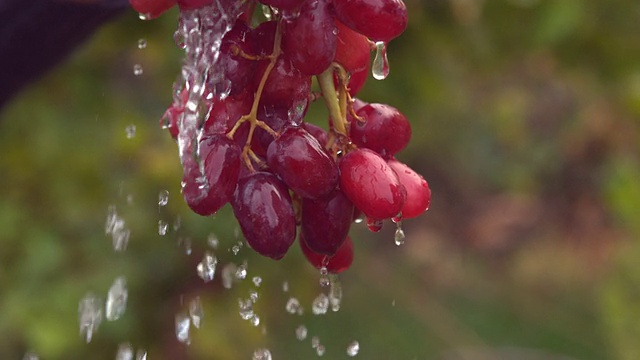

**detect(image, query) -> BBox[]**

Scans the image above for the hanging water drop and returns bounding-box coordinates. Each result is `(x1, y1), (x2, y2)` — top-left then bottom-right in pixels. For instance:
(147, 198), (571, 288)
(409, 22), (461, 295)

(116, 343), (134, 360)
(133, 64), (144, 76)
(106, 277), (128, 321)
(196, 252), (217, 282)
(189, 296), (204, 328)
(372, 41), (389, 80)
(125, 124), (137, 139)
(252, 349), (272, 360)
(346, 341), (360, 357)
(394, 225), (405, 246)
(296, 325), (308, 341)
(158, 220), (168, 236)
(312, 293), (329, 315)
(137, 38), (147, 49)
(78, 293), (103, 343)
(366, 218), (383, 232)
(319, 267), (330, 287)
(175, 312), (191, 345)
(158, 190), (169, 206)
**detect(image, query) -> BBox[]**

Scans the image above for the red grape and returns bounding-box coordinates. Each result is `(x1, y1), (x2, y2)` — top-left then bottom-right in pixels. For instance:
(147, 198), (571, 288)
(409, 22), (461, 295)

(177, 0), (212, 10)
(218, 20), (257, 96)
(129, 0), (176, 18)
(300, 234), (354, 273)
(350, 103), (411, 158)
(334, 0), (408, 42)
(283, 0), (337, 75)
(388, 158), (431, 219)
(334, 20), (371, 74)
(301, 188), (354, 255)
(260, 0), (304, 11)
(267, 125), (339, 199)
(302, 122), (328, 147)
(256, 53), (312, 108)
(339, 148), (405, 220)
(232, 172), (297, 260)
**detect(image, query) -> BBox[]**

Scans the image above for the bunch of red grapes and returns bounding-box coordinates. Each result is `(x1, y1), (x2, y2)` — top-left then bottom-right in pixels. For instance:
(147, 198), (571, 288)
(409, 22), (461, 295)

(130, 0), (431, 274)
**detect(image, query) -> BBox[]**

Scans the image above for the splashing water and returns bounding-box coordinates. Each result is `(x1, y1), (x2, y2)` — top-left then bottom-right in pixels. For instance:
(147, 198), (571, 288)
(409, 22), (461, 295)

(372, 41), (389, 80)
(235, 262), (248, 280)
(346, 341), (360, 357)
(106, 277), (128, 321)
(238, 298), (254, 320)
(78, 293), (103, 343)
(196, 252), (218, 282)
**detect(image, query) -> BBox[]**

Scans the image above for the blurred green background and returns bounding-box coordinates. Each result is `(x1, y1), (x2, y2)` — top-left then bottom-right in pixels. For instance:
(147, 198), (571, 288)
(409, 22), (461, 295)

(1, 0), (640, 359)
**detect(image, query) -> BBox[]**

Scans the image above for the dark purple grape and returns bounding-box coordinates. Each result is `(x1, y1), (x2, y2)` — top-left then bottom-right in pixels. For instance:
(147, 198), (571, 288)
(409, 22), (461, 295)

(283, 0), (337, 75)
(267, 125), (339, 199)
(350, 103), (411, 158)
(232, 172), (297, 260)
(182, 135), (241, 216)
(301, 188), (354, 255)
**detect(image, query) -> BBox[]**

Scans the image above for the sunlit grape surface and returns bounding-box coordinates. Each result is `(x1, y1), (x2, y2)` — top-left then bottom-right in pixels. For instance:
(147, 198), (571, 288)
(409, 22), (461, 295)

(1, 1), (640, 359)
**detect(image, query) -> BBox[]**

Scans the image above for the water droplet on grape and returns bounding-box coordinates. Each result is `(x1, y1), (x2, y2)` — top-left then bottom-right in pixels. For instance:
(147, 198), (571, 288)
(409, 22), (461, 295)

(296, 325), (308, 340)
(158, 220), (168, 236)
(252, 348), (272, 360)
(158, 190), (169, 206)
(106, 277), (128, 321)
(175, 312), (191, 345)
(78, 293), (103, 343)
(125, 124), (137, 138)
(312, 293), (329, 315)
(133, 64), (144, 76)
(189, 296), (204, 328)
(196, 252), (217, 282)
(346, 341), (360, 356)
(138, 13), (151, 21)
(116, 343), (134, 360)
(261, 5), (273, 20)
(372, 41), (389, 80)
(366, 218), (383, 233)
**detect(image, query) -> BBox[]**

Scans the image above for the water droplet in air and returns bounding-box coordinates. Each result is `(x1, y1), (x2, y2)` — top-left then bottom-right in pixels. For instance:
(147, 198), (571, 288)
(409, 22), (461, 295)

(235, 262), (248, 280)
(105, 206), (130, 251)
(207, 233), (219, 249)
(311, 336), (320, 348)
(238, 298), (254, 320)
(78, 293), (103, 343)
(158, 220), (168, 236)
(394, 227), (405, 246)
(249, 290), (259, 303)
(22, 351), (39, 360)
(366, 218), (383, 233)
(316, 344), (326, 356)
(106, 277), (128, 321)
(189, 296), (204, 328)
(312, 293), (329, 315)
(285, 297), (303, 315)
(136, 349), (147, 360)
(116, 343), (134, 360)
(173, 215), (181, 231)
(133, 64), (143, 76)
(282, 281), (289, 292)
(196, 252), (217, 282)
(261, 5), (273, 20)
(250, 314), (261, 327)
(179, 237), (192, 255)
(252, 348), (272, 360)
(346, 341), (360, 357)
(296, 325), (308, 340)
(175, 312), (191, 345)
(372, 41), (389, 80)
(125, 124), (136, 138)
(329, 276), (342, 312)
(158, 190), (169, 206)
(137, 39), (147, 49)
(252, 276), (262, 287)
(222, 263), (237, 289)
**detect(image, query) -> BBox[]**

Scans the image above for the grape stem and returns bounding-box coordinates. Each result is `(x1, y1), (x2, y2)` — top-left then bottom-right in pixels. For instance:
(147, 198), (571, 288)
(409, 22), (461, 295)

(317, 65), (347, 136)
(226, 19), (284, 171)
